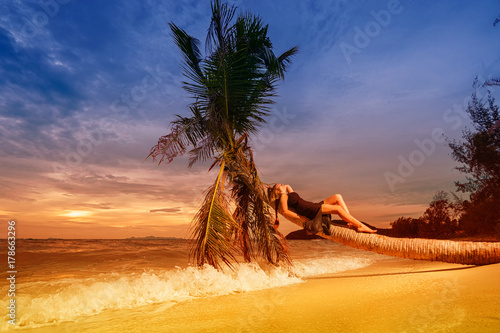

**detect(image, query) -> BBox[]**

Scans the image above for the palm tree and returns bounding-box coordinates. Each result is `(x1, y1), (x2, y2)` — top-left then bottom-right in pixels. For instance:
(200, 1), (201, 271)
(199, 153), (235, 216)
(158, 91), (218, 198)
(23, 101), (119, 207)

(319, 221), (500, 265)
(149, 0), (297, 270)
(290, 214), (498, 265)
(151, 1), (500, 269)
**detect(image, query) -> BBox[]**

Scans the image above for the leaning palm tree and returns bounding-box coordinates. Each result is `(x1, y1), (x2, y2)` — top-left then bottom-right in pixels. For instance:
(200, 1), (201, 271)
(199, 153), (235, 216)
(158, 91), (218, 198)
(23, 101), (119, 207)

(149, 0), (297, 270)
(320, 220), (500, 265)
(151, 1), (500, 269)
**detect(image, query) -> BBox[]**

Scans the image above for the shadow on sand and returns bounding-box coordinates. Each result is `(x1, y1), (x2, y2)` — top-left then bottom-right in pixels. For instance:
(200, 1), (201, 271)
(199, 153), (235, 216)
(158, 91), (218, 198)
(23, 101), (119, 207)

(307, 265), (479, 280)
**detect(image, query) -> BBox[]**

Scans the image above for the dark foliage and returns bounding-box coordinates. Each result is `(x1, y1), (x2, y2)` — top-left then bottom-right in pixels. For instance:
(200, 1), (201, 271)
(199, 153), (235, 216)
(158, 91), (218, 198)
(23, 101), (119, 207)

(390, 192), (459, 238)
(449, 88), (500, 235)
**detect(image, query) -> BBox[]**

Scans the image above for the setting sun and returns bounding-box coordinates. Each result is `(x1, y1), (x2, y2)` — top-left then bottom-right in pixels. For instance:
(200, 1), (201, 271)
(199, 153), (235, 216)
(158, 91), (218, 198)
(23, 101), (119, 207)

(63, 211), (92, 218)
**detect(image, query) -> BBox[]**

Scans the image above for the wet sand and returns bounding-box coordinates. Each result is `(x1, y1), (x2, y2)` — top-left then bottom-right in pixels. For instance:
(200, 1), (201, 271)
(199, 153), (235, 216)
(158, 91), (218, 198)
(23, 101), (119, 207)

(27, 258), (500, 333)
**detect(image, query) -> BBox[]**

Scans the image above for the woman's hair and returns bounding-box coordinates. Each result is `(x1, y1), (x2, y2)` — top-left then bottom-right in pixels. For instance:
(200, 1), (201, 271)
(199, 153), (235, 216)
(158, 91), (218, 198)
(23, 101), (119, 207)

(267, 183), (281, 203)
(267, 184), (281, 228)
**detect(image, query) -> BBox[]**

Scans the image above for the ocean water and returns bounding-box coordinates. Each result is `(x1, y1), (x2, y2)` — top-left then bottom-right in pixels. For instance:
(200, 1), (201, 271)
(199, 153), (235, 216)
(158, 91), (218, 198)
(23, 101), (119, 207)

(1, 239), (384, 330)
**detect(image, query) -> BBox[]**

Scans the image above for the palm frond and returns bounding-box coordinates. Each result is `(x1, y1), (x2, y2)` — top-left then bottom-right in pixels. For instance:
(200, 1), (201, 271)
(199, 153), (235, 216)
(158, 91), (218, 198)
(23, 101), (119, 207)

(169, 23), (205, 90)
(148, 118), (193, 164)
(188, 136), (217, 167)
(231, 181), (253, 262)
(226, 136), (291, 265)
(206, 0), (237, 54)
(189, 161), (240, 270)
(276, 46), (299, 79)
(148, 107), (207, 164)
(249, 189), (291, 265)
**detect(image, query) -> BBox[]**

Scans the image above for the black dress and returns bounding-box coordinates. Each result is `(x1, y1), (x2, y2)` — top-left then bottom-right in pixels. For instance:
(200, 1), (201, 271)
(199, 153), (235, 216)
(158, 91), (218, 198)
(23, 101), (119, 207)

(287, 192), (323, 220)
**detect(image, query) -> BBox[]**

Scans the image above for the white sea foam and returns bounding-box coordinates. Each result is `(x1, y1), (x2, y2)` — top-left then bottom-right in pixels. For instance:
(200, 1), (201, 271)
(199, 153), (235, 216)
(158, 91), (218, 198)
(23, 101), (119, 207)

(1, 263), (298, 329)
(1, 256), (372, 330)
(292, 256), (373, 277)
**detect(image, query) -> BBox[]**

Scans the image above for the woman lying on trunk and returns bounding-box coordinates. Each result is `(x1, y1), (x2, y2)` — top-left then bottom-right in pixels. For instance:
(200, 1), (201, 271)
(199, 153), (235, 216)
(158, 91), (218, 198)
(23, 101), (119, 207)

(268, 184), (377, 234)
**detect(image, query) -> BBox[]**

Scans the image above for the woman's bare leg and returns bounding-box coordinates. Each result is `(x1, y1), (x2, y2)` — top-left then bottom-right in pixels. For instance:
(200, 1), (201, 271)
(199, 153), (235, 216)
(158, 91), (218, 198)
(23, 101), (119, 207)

(320, 204), (376, 233)
(323, 194), (350, 214)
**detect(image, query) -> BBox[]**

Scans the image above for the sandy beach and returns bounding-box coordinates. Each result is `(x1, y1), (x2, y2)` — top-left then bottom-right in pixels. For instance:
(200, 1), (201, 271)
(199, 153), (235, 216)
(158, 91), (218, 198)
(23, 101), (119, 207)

(26, 257), (500, 333)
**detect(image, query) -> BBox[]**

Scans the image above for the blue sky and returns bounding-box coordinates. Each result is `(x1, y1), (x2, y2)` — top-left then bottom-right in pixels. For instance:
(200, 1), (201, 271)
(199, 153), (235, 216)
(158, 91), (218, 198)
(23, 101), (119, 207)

(1, 0), (499, 238)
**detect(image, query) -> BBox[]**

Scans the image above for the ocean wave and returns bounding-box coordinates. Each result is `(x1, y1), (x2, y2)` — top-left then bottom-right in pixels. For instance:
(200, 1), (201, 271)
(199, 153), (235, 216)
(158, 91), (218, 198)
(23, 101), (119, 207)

(292, 256), (373, 277)
(1, 263), (299, 330)
(1, 256), (372, 330)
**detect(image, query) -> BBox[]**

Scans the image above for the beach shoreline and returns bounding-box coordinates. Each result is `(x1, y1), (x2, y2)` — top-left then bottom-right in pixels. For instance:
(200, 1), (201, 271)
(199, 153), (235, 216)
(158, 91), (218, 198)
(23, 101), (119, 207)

(23, 257), (500, 333)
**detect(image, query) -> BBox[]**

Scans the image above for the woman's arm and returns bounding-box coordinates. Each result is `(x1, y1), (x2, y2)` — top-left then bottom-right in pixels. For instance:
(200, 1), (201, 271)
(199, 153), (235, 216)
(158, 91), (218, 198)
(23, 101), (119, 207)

(278, 194), (308, 224)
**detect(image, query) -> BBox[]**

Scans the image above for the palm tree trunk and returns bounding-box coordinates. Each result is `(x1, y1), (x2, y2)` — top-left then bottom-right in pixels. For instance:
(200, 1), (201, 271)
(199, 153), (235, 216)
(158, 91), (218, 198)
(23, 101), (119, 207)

(316, 223), (500, 266)
(264, 189), (499, 266)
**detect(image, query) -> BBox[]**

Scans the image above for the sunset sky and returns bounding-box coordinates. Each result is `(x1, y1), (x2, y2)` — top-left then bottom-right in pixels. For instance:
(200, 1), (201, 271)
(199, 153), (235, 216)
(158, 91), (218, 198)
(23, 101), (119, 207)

(1, 0), (500, 239)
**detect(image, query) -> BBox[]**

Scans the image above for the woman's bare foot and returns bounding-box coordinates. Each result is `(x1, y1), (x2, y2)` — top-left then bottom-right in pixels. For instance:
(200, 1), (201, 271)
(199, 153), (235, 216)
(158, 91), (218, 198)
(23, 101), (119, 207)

(356, 224), (377, 233)
(345, 221), (376, 233)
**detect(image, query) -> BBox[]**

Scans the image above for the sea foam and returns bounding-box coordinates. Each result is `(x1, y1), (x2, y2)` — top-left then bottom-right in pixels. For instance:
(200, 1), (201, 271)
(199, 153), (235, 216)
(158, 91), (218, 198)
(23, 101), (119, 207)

(1, 263), (297, 329)
(1, 256), (372, 330)
(292, 256), (373, 277)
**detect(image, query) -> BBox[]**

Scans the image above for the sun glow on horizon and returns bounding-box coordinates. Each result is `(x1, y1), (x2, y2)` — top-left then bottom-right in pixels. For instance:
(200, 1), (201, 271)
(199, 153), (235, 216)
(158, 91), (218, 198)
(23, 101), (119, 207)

(62, 211), (92, 218)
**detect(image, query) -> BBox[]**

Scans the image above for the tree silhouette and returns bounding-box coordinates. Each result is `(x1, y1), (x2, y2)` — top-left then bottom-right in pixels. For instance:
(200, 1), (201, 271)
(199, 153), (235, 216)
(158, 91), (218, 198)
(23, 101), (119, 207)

(449, 88), (500, 235)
